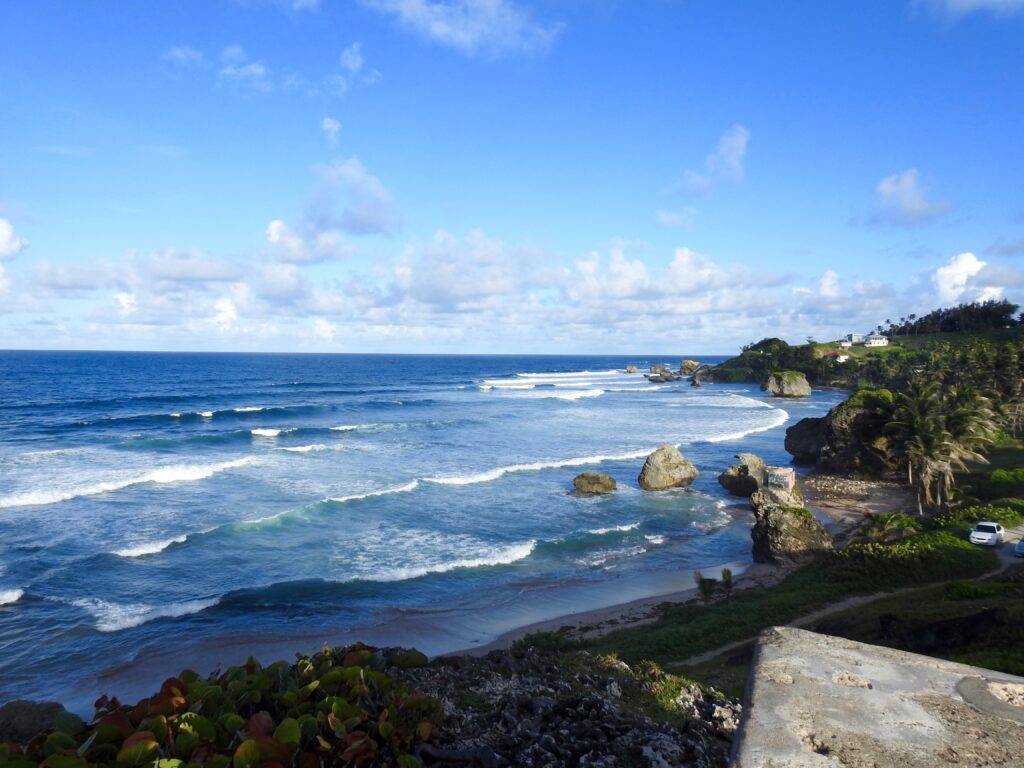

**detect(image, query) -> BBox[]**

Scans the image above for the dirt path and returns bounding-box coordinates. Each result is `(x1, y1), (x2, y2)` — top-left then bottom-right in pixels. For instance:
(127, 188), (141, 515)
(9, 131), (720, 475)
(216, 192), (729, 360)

(667, 534), (1023, 671)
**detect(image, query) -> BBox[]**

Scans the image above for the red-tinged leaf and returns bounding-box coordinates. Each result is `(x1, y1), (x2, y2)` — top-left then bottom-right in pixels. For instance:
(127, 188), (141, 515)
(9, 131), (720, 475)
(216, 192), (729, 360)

(160, 678), (187, 697)
(97, 712), (133, 739)
(247, 712), (274, 739)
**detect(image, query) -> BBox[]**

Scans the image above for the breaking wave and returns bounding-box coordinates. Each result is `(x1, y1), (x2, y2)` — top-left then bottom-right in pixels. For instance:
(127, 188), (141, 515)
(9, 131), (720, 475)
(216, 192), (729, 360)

(113, 535), (189, 558)
(0, 589), (24, 605)
(68, 596), (220, 633)
(425, 450), (651, 486)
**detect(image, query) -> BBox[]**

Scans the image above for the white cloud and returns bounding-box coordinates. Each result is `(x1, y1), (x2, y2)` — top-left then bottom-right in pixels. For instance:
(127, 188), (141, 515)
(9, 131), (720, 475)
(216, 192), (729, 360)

(987, 239), (1024, 256)
(114, 292), (138, 317)
(266, 220), (352, 264)
(143, 248), (241, 283)
(162, 46), (206, 67)
(0, 219), (28, 259)
(218, 46), (272, 91)
(313, 318), (337, 341)
(321, 117), (341, 145)
(922, 0), (1024, 16)
(311, 157), (401, 235)
(868, 168), (952, 227)
(0, 264), (10, 295)
(679, 125), (751, 194)
(818, 270), (841, 299)
(212, 297), (238, 331)
(340, 43), (364, 73)
(654, 207), (697, 228)
(359, 0), (563, 58)
(933, 252), (988, 302)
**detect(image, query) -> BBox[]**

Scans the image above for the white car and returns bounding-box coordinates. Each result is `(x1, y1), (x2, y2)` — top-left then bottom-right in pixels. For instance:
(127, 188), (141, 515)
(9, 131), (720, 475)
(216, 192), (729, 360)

(968, 522), (1005, 546)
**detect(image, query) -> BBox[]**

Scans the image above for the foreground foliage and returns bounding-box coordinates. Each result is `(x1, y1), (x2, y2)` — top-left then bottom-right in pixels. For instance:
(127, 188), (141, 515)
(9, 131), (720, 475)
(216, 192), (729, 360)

(0, 644), (440, 768)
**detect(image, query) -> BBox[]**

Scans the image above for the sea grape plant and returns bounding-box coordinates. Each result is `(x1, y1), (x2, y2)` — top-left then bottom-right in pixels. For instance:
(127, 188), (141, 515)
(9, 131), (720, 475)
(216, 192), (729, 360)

(0, 643), (440, 768)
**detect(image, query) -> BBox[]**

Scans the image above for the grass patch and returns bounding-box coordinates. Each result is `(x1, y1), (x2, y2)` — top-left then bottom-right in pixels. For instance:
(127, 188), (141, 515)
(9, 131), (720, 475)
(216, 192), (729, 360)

(589, 521), (998, 667)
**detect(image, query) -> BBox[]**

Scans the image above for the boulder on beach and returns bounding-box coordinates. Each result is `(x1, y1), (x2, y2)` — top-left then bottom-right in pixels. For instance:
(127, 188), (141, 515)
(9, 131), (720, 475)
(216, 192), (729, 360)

(817, 389), (896, 476)
(679, 359), (701, 376)
(749, 488), (831, 565)
(762, 370), (812, 398)
(784, 416), (827, 464)
(717, 452), (766, 497)
(571, 471), (617, 495)
(0, 700), (68, 744)
(638, 444), (699, 490)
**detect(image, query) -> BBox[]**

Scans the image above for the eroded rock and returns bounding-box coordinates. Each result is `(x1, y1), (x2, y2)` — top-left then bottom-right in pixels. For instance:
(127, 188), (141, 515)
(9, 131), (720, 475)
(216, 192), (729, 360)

(638, 444), (699, 491)
(750, 489), (831, 565)
(572, 472), (617, 495)
(762, 371), (812, 398)
(718, 453), (766, 497)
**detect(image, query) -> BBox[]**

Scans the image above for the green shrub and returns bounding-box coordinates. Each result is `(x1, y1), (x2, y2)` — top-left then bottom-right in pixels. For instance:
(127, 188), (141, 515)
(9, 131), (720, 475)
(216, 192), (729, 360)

(511, 631), (582, 654)
(943, 581), (1005, 601)
(927, 504), (1024, 535)
(0, 644), (442, 768)
(845, 388), (895, 409)
(990, 468), (1024, 499)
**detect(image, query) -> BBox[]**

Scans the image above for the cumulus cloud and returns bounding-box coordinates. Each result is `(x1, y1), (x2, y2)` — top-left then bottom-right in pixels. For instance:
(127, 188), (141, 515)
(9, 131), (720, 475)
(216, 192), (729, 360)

(679, 125), (751, 194)
(266, 220), (352, 264)
(867, 168), (952, 227)
(310, 157), (401, 235)
(143, 248), (241, 284)
(340, 43), (364, 73)
(359, 0), (563, 58)
(321, 117), (341, 145)
(0, 219), (28, 259)
(933, 252), (985, 302)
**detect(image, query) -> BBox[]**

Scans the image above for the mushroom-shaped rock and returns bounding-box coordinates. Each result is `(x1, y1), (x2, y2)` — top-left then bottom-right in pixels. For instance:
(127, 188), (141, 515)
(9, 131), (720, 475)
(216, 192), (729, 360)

(571, 472), (617, 495)
(762, 371), (812, 398)
(690, 364), (714, 387)
(784, 416), (827, 464)
(679, 359), (701, 376)
(638, 444), (699, 490)
(717, 453), (766, 497)
(749, 489), (831, 565)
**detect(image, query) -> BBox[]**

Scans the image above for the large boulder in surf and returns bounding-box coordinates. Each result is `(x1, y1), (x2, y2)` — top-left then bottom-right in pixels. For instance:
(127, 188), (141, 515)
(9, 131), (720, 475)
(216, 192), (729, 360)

(679, 359), (701, 376)
(717, 453), (766, 497)
(761, 370), (812, 398)
(784, 416), (827, 464)
(0, 700), (69, 744)
(750, 489), (831, 565)
(638, 445), (699, 490)
(690, 364), (714, 387)
(572, 472), (617, 495)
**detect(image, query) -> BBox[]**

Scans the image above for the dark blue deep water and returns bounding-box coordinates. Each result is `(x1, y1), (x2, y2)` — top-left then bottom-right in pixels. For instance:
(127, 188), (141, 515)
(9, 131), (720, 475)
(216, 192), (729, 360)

(0, 351), (842, 712)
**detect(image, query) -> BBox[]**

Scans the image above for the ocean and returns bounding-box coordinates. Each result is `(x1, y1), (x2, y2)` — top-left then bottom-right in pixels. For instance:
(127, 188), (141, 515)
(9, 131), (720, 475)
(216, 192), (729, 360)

(0, 351), (842, 713)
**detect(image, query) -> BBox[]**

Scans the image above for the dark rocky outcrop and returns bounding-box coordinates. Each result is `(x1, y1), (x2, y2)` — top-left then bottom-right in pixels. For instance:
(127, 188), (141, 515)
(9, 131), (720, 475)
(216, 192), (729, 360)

(750, 489), (831, 565)
(761, 371), (812, 398)
(572, 472), (617, 495)
(717, 453), (766, 497)
(638, 444), (699, 490)
(817, 390), (895, 476)
(0, 700), (67, 744)
(691, 364), (714, 387)
(784, 416), (827, 464)
(394, 647), (738, 767)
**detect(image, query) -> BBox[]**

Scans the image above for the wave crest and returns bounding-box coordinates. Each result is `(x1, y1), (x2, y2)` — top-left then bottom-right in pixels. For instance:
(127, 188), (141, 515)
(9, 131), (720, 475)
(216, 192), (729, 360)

(69, 596), (220, 632)
(0, 589), (24, 605)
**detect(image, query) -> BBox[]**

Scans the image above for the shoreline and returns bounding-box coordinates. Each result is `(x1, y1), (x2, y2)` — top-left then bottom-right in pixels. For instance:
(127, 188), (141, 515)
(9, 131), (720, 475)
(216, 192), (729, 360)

(445, 471), (900, 657)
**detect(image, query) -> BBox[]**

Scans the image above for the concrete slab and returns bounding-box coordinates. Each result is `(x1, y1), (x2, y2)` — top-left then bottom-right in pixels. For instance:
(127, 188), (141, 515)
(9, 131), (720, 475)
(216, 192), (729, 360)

(731, 626), (1024, 767)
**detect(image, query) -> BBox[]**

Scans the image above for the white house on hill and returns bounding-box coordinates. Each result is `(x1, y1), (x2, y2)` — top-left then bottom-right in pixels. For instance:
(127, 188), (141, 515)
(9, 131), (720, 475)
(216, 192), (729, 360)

(865, 334), (889, 347)
(846, 333), (866, 344)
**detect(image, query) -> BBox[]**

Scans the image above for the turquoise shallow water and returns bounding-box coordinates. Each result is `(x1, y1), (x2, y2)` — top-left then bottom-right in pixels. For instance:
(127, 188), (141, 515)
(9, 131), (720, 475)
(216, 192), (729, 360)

(0, 351), (842, 712)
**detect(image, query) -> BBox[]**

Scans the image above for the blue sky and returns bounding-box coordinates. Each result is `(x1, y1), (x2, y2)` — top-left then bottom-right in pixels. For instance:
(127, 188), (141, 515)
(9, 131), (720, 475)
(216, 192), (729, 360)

(1, 0), (1022, 353)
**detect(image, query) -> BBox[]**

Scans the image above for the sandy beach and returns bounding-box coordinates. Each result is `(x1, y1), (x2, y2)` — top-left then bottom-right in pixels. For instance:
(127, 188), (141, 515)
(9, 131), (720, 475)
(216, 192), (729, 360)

(450, 472), (912, 657)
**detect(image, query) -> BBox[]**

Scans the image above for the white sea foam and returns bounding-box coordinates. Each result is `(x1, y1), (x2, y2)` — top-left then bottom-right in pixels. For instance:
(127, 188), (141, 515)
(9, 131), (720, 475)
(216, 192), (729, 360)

(330, 424), (368, 432)
(251, 428), (294, 438)
(550, 388), (604, 401)
(199, 411), (214, 418)
(234, 406), (267, 413)
(69, 596), (220, 632)
(0, 589), (24, 605)
(113, 534), (188, 558)
(605, 386), (664, 392)
(515, 370), (618, 379)
(280, 444), (328, 453)
(702, 407), (788, 443)
(426, 449), (651, 486)
(644, 535), (666, 545)
(588, 522), (642, 535)
(170, 413), (181, 418)
(0, 457), (255, 510)
(576, 546), (646, 568)
(324, 480), (420, 505)
(372, 540), (536, 582)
